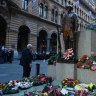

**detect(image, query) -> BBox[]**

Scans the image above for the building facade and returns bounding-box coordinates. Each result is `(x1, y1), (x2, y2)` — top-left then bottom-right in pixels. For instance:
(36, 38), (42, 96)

(0, 0), (96, 55)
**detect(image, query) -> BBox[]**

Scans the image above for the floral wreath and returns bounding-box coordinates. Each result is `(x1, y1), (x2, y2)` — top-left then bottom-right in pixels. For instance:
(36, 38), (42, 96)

(61, 78), (78, 87)
(76, 55), (93, 69)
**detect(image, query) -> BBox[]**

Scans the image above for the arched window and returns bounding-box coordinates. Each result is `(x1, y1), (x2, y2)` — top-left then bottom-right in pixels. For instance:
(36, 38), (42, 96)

(38, 1), (48, 19)
(50, 33), (57, 54)
(56, 0), (59, 2)
(37, 30), (47, 53)
(61, 13), (63, 24)
(77, 8), (79, 14)
(0, 16), (7, 46)
(75, 6), (76, 13)
(80, 9), (81, 16)
(22, 0), (28, 10)
(86, 14), (87, 21)
(82, 11), (83, 17)
(51, 8), (58, 23)
(39, 3), (43, 17)
(61, 0), (64, 5)
(51, 9), (55, 21)
(17, 25), (30, 51)
(55, 11), (58, 23)
(44, 6), (48, 18)
(79, 23), (81, 30)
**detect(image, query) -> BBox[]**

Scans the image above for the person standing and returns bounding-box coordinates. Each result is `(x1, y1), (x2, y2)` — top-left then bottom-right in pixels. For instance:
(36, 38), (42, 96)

(20, 44), (33, 77)
(0, 45), (5, 64)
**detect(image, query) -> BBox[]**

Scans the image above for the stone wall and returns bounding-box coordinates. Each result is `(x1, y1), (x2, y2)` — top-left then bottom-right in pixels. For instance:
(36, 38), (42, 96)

(7, 12), (58, 50)
(47, 65), (56, 79)
(77, 68), (96, 83)
(47, 63), (96, 83)
(78, 30), (91, 57)
(56, 63), (75, 81)
(6, 30), (18, 49)
(91, 30), (96, 52)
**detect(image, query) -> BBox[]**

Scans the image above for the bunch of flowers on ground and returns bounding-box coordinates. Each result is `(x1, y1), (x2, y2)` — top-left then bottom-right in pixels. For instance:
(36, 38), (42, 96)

(76, 55), (93, 69)
(61, 78), (78, 87)
(63, 48), (74, 60)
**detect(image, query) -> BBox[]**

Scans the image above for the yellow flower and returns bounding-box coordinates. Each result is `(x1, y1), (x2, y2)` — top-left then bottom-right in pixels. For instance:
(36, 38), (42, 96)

(43, 92), (48, 95)
(78, 59), (81, 61)
(74, 80), (78, 84)
(62, 80), (65, 83)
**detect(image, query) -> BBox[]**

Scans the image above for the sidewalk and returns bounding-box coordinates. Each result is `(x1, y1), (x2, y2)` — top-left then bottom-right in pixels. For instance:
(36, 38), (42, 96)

(0, 59), (48, 83)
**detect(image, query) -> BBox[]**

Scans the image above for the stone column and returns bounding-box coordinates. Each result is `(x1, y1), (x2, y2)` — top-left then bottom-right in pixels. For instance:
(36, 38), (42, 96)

(57, 36), (58, 54)
(47, 37), (51, 53)
(58, 14), (61, 25)
(60, 33), (65, 54)
(48, 9), (51, 21)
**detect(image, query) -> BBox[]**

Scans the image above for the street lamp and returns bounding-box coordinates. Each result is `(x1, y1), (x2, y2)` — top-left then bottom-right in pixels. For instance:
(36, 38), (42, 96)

(56, 25), (61, 58)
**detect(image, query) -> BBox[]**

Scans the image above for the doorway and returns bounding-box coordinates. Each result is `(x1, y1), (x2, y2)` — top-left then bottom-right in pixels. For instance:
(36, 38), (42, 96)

(0, 16), (7, 46)
(50, 33), (57, 54)
(37, 30), (47, 53)
(17, 25), (30, 51)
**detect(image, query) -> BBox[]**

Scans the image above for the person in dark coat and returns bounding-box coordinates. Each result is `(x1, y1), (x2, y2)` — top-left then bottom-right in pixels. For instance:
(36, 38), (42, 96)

(7, 48), (14, 63)
(20, 44), (33, 77)
(0, 46), (4, 64)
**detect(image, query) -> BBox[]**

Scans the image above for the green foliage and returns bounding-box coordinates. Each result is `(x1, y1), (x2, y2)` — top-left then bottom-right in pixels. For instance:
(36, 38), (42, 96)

(48, 54), (59, 65)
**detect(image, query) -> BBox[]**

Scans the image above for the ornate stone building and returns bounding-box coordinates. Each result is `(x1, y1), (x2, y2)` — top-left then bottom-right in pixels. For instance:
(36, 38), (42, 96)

(0, 0), (65, 54)
(0, 0), (96, 55)
(69, 0), (96, 31)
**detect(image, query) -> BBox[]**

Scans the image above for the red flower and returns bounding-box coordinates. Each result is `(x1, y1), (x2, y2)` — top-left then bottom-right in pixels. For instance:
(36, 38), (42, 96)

(90, 66), (96, 71)
(77, 62), (83, 67)
(81, 55), (88, 60)
(56, 91), (61, 95)
(86, 60), (92, 66)
(82, 55), (87, 59)
(62, 78), (78, 87)
(66, 81), (72, 85)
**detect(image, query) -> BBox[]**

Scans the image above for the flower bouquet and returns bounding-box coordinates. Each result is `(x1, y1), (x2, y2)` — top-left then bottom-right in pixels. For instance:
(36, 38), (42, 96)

(2, 82), (19, 94)
(24, 90), (42, 96)
(42, 92), (48, 96)
(63, 48), (74, 60)
(61, 78), (78, 87)
(48, 54), (58, 65)
(16, 82), (32, 90)
(76, 55), (93, 69)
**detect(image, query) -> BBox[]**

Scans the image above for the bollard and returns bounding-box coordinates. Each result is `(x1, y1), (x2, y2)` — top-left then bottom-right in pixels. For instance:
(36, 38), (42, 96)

(36, 63), (40, 75)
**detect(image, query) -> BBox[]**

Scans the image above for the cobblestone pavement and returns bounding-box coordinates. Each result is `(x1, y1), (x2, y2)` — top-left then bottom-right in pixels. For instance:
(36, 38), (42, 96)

(0, 59), (48, 83)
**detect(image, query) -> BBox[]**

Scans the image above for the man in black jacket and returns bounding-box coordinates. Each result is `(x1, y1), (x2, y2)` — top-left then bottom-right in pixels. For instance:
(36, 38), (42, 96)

(20, 44), (32, 77)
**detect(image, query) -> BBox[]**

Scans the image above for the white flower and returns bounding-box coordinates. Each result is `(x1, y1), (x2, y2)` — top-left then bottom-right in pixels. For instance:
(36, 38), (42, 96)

(63, 48), (74, 60)
(86, 57), (89, 59)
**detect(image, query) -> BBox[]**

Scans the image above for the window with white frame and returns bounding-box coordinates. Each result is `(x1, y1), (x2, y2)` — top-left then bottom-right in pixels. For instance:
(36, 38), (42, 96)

(39, 0), (48, 18)
(55, 11), (58, 23)
(39, 3), (43, 17)
(51, 8), (58, 23)
(56, 0), (59, 2)
(22, 0), (28, 10)
(43, 6), (48, 18)
(61, 13), (63, 24)
(51, 9), (55, 21)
